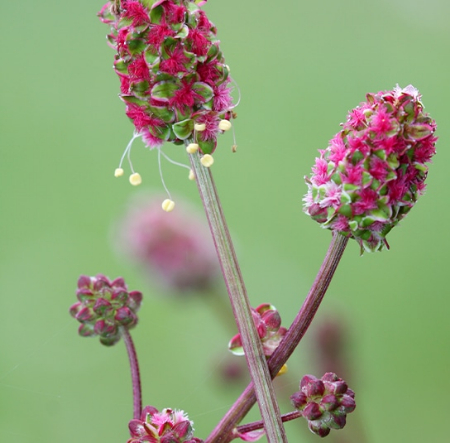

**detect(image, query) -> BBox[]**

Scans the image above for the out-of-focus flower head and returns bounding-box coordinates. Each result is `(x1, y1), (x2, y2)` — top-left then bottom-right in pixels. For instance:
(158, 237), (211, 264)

(69, 274), (142, 346)
(116, 193), (220, 293)
(99, 0), (235, 156)
(290, 372), (356, 437)
(228, 304), (287, 357)
(128, 405), (204, 443)
(304, 85), (437, 253)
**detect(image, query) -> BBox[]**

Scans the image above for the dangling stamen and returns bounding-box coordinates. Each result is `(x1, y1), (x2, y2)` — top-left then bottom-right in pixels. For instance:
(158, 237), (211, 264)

(157, 147), (172, 200)
(115, 131), (142, 182)
(158, 149), (191, 171)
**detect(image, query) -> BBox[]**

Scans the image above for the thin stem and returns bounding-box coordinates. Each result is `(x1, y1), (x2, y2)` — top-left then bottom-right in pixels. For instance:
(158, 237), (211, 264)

(235, 411), (302, 437)
(189, 151), (287, 443)
(121, 327), (142, 420)
(206, 232), (348, 443)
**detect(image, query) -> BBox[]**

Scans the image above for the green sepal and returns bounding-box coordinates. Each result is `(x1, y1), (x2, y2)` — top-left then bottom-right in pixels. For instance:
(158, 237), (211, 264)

(407, 123), (433, 141)
(193, 82), (214, 102)
(175, 25), (189, 39)
(145, 49), (159, 66)
(206, 43), (219, 62)
(338, 204), (352, 218)
(198, 138), (216, 155)
(121, 95), (148, 107)
(149, 105), (175, 123)
(114, 59), (129, 75)
(127, 38), (147, 56)
(160, 37), (178, 59)
(151, 81), (179, 101)
(149, 5), (164, 23)
(172, 119), (194, 140)
(149, 124), (170, 141)
(130, 80), (150, 97)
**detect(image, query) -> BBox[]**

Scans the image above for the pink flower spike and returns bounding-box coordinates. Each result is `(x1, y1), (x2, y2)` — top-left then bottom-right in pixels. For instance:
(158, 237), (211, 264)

(304, 85), (437, 252)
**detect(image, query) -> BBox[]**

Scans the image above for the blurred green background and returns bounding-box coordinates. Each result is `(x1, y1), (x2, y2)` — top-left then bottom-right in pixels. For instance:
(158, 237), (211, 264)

(1, 0), (449, 442)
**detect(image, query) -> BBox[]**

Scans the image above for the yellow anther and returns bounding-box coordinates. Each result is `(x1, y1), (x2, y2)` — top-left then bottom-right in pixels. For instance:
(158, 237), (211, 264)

(114, 168), (124, 177)
(186, 143), (199, 154)
(162, 199), (175, 212)
(276, 364), (288, 377)
(231, 144), (237, 153)
(200, 154), (214, 168)
(219, 119), (232, 131)
(194, 123), (206, 132)
(129, 172), (142, 186)
(188, 169), (196, 181)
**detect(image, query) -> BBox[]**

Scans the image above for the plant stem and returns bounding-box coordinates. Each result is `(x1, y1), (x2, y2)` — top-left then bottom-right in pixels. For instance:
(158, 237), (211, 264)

(189, 151), (287, 443)
(206, 232), (348, 443)
(121, 327), (142, 420)
(235, 411), (302, 438)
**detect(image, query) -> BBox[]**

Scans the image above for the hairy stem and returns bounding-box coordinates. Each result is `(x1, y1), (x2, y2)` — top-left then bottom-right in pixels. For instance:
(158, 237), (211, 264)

(122, 327), (142, 420)
(206, 232), (349, 442)
(189, 151), (287, 443)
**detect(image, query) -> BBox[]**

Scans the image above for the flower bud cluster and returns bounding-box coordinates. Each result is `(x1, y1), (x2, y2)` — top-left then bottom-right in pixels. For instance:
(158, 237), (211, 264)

(69, 274), (143, 346)
(290, 372), (356, 437)
(228, 304), (287, 357)
(128, 405), (203, 443)
(98, 0), (234, 154)
(304, 85), (437, 252)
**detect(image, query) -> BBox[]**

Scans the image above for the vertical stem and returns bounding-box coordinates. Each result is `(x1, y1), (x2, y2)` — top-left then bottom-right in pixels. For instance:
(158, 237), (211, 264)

(121, 327), (142, 420)
(206, 232), (348, 443)
(189, 152), (287, 442)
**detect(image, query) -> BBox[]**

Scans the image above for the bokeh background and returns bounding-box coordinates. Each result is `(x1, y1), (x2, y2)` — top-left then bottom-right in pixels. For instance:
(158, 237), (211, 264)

(1, 1), (449, 442)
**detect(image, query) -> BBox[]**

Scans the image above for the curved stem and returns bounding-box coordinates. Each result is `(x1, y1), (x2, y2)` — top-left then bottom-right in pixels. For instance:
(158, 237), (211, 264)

(206, 232), (349, 443)
(234, 411), (302, 438)
(122, 327), (142, 420)
(189, 151), (287, 443)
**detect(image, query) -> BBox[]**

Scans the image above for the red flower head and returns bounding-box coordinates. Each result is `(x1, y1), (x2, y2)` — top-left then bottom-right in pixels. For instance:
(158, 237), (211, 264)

(98, 0), (234, 155)
(128, 405), (203, 443)
(304, 85), (437, 252)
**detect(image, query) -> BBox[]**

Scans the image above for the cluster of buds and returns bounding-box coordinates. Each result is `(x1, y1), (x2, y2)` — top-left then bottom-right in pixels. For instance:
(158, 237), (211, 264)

(304, 85), (437, 252)
(69, 275), (143, 346)
(228, 304), (287, 358)
(290, 373), (356, 437)
(98, 0), (235, 182)
(117, 194), (220, 292)
(128, 405), (203, 443)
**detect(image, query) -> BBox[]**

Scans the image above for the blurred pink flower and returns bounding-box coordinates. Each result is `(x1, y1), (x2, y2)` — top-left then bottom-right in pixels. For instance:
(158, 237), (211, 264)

(116, 194), (220, 293)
